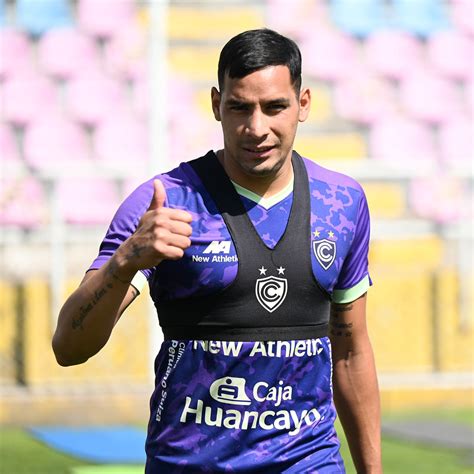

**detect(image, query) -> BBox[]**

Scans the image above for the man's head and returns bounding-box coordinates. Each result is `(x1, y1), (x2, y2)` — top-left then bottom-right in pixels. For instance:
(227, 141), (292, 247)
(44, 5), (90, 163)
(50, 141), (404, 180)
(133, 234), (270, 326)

(212, 29), (310, 190)
(217, 28), (302, 95)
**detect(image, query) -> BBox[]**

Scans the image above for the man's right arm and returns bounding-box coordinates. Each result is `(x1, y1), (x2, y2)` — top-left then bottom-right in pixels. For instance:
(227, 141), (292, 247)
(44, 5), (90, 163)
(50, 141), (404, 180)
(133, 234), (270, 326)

(52, 179), (193, 366)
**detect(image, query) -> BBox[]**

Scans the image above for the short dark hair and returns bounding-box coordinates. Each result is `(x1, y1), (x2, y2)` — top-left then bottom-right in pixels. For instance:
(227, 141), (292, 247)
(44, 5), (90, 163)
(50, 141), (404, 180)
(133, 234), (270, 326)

(218, 28), (302, 92)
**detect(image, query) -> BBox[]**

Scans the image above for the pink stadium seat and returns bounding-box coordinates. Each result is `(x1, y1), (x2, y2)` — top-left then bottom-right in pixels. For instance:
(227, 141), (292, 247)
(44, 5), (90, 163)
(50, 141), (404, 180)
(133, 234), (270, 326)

(37, 27), (101, 80)
(104, 23), (147, 80)
(266, 0), (330, 40)
(56, 177), (120, 225)
(410, 177), (469, 224)
(77, 0), (136, 39)
(2, 75), (58, 126)
(439, 116), (473, 171)
(23, 115), (92, 171)
(94, 114), (149, 171)
(0, 123), (20, 163)
(300, 28), (360, 81)
(0, 29), (32, 80)
(369, 115), (438, 167)
(364, 30), (425, 81)
(400, 69), (464, 124)
(333, 73), (397, 125)
(0, 177), (47, 228)
(451, 0), (474, 36)
(65, 72), (127, 127)
(466, 80), (474, 115)
(427, 30), (473, 81)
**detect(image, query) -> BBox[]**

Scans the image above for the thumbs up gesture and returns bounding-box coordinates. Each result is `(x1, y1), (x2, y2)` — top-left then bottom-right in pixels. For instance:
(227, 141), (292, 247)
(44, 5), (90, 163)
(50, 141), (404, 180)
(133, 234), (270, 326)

(115, 179), (193, 274)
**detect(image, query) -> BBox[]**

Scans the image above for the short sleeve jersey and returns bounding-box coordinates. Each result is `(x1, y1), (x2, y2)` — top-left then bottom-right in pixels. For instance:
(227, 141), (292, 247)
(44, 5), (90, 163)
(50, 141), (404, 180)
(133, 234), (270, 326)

(89, 151), (372, 473)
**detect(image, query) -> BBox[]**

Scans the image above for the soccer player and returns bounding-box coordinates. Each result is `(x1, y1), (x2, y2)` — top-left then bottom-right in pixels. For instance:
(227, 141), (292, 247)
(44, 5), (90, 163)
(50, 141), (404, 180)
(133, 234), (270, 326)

(53, 29), (382, 473)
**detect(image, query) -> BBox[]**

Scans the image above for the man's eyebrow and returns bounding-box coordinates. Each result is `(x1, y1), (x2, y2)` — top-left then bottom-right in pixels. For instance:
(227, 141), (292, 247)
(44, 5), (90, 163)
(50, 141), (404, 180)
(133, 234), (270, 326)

(266, 98), (290, 106)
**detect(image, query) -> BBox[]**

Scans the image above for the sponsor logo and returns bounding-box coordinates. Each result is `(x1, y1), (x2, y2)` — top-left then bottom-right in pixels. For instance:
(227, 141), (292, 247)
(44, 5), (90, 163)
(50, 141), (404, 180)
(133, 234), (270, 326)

(191, 240), (237, 263)
(255, 266), (288, 313)
(180, 376), (321, 436)
(203, 240), (231, 254)
(313, 239), (336, 270)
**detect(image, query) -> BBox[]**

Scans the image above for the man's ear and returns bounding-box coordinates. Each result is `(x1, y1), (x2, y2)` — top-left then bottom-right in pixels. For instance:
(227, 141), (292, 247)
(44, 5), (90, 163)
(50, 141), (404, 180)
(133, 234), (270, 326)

(211, 87), (221, 121)
(298, 87), (311, 123)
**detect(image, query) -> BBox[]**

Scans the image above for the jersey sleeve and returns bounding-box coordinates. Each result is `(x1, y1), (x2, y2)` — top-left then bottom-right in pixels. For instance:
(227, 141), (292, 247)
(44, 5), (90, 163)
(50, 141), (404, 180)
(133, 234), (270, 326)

(88, 178), (157, 291)
(332, 188), (372, 304)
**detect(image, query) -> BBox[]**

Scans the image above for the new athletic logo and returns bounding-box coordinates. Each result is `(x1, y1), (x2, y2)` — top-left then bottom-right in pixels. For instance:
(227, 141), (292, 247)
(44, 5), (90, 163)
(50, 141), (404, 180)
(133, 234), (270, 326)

(203, 240), (231, 254)
(313, 239), (336, 270)
(180, 375), (321, 436)
(255, 266), (288, 313)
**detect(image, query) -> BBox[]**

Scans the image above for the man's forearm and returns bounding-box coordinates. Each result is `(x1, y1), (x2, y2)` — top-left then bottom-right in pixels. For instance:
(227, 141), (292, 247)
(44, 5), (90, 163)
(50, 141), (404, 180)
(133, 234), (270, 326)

(52, 256), (137, 366)
(332, 342), (382, 473)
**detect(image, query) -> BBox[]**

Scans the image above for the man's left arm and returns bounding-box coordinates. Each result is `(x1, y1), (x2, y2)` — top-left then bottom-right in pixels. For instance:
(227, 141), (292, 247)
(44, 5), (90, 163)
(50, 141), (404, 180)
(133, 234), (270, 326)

(330, 293), (382, 473)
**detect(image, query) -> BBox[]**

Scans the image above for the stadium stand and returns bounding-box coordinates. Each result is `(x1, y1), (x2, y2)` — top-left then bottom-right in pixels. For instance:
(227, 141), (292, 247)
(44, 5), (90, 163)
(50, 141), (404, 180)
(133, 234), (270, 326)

(37, 27), (101, 80)
(16, 0), (72, 36)
(0, 0), (472, 428)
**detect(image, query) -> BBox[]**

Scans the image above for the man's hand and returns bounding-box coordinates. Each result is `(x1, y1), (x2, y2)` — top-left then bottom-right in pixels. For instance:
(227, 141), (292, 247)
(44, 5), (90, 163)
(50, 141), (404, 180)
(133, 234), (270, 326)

(113, 179), (193, 279)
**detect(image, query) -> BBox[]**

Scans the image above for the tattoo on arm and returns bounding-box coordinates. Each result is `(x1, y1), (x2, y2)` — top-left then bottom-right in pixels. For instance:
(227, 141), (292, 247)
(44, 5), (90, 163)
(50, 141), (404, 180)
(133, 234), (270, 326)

(126, 243), (145, 260)
(106, 259), (131, 285)
(330, 302), (354, 337)
(72, 287), (108, 330)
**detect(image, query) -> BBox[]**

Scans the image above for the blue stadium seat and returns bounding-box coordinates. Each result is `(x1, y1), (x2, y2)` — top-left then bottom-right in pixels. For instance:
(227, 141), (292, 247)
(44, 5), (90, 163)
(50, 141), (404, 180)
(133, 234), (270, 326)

(16, 0), (72, 35)
(391, 0), (450, 37)
(329, 0), (388, 38)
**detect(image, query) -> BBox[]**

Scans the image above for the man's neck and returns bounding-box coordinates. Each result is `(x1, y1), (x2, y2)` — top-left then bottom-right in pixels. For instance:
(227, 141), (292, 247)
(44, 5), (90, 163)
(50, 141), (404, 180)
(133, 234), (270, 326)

(215, 149), (294, 198)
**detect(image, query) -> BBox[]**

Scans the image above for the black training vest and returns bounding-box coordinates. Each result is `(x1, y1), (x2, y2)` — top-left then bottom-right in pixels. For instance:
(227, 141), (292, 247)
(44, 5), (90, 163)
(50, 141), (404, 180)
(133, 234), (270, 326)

(155, 151), (331, 341)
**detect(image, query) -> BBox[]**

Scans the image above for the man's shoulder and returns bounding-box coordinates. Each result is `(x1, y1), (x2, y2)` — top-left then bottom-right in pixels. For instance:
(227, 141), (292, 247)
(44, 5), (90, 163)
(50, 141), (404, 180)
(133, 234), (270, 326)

(301, 155), (364, 195)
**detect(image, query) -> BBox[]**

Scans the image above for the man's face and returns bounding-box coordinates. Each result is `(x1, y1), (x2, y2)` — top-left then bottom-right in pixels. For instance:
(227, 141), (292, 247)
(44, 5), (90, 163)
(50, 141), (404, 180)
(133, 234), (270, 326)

(211, 65), (311, 183)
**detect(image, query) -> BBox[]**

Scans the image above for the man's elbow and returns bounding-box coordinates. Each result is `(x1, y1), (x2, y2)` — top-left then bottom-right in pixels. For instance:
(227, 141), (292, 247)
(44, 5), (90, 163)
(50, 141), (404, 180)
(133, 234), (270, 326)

(52, 334), (89, 367)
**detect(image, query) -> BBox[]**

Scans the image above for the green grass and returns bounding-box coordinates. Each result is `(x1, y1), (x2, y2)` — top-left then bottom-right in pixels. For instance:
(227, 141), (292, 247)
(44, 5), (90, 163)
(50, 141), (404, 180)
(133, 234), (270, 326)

(0, 408), (472, 474)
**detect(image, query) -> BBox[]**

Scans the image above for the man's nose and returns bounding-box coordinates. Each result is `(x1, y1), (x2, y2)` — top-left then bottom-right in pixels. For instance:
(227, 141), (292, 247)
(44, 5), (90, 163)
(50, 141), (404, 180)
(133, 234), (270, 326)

(245, 110), (269, 138)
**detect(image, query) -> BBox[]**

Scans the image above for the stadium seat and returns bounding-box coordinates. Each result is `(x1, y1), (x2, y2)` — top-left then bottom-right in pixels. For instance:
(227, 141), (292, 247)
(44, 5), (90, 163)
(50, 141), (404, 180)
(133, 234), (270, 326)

(0, 122), (20, 164)
(369, 115), (437, 168)
(56, 177), (120, 225)
(300, 28), (360, 81)
(65, 72), (127, 127)
(77, 0), (136, 39)
(427, 30), (473, 81)
(94, 114), (149, 172)
(294, 132), (366, 160)
(410, 176), (468, 223)
(23, 115), (92, 172)
(2, 75), (58, 126)
(104, 23), (147, 81)
(0, 177), (47, 228)
(16, 0), (72, 36)
(168, 5), (264, 41)
(169, 46), (220, 82)
(0, 29), (32, 80)
(37, 27), (101, 80)
(391, 0), (451, 37)
(364, 30), (425, 81)
(329, 0), (387, 38)
(466, 80), (474, 115)
(0, 0), (5, 26)
(362, 183), (405, 219)
(333, 73), (397, 125)
(439, 117), (473, 172)
(450, 0), (474, 36)
(400, 68), (464, 124)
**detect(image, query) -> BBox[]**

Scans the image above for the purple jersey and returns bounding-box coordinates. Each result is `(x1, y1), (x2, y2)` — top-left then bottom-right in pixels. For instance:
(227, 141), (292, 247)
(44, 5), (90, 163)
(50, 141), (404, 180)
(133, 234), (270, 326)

(89, 152), (372, 472)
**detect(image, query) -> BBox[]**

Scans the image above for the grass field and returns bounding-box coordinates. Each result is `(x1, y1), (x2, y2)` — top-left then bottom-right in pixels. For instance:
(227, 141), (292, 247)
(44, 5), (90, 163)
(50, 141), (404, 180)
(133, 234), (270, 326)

(0, 408), (472, 474)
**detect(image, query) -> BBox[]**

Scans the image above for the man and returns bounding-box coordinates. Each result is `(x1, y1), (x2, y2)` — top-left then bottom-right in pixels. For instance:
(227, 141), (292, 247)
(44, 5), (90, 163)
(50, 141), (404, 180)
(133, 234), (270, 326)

(53, 29), (382, 473)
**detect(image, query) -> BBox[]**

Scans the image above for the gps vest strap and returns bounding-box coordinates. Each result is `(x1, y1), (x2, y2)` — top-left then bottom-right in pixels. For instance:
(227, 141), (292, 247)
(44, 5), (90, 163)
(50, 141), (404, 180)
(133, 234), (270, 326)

(156, 151), (331, 341)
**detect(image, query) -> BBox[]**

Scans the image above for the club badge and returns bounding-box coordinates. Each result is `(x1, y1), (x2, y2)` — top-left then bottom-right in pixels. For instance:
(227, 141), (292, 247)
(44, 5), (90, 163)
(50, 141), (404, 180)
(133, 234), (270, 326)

(313, 239), (336, 270)
(255, 266), (288, 313)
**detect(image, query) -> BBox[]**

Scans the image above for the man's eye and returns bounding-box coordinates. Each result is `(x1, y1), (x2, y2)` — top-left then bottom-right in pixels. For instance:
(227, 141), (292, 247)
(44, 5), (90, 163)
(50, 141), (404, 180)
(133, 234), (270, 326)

(230, 105), (248, 111)
(268, 104), (286, 111)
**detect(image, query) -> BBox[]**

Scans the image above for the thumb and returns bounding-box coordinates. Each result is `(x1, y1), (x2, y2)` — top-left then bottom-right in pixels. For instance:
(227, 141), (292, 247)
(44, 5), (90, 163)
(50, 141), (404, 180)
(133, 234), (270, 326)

(148, 179), (166, 210)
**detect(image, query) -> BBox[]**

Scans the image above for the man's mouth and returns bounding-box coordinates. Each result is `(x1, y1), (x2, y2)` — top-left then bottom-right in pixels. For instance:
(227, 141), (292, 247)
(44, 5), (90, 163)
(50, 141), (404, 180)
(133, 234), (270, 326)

(243, 145), (275, 154)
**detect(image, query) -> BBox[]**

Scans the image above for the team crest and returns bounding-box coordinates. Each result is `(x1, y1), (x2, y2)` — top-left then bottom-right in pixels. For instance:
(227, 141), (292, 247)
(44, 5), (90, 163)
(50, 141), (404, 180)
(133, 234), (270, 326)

(313, 239), (336, 270)
(255, 276), (288, 313)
